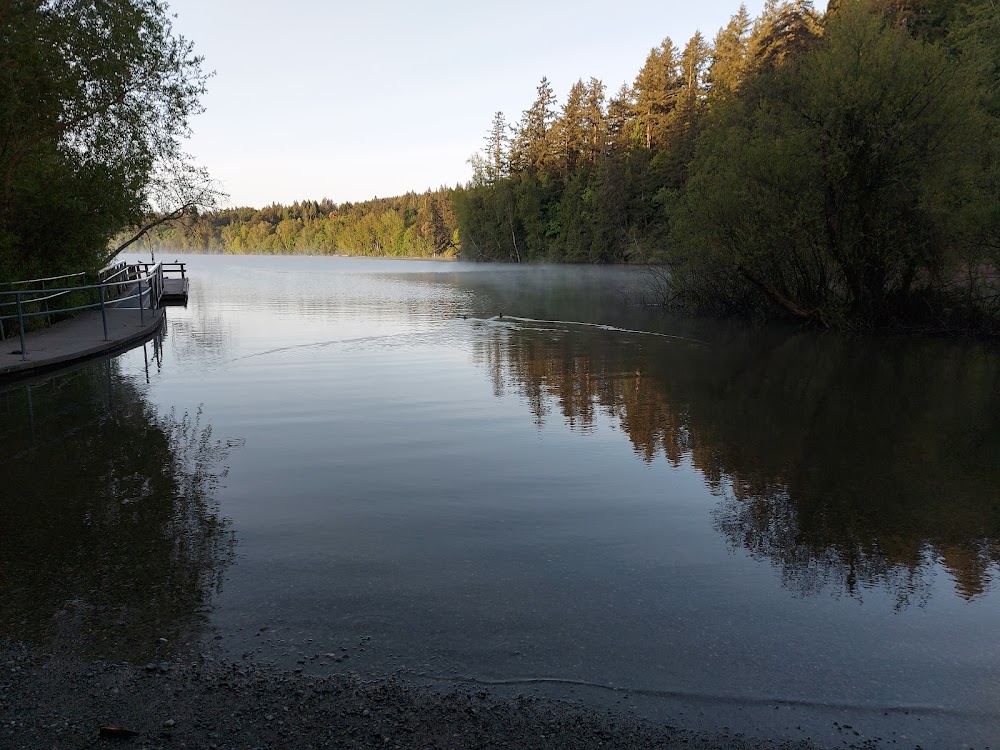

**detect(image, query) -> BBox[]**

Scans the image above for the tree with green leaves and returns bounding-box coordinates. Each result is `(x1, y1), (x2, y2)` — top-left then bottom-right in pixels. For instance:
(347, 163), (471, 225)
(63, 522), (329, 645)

(0, 0), (214, 280)
(453, 0), (997, 330)
(671, 0), (993, 328)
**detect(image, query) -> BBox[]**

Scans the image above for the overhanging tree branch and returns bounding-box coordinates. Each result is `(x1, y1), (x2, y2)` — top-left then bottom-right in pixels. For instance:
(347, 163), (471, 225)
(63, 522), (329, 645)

(102, 158), (227, 265)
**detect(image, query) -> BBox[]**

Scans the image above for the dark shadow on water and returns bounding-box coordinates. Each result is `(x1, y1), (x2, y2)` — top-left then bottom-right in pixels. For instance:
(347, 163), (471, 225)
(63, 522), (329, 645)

(472, 321), (1000, 605)
(0, 357), (239, 660)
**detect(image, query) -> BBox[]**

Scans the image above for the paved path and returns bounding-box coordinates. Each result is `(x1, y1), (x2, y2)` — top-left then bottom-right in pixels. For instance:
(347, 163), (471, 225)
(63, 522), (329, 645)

(0, 307), (163, 379)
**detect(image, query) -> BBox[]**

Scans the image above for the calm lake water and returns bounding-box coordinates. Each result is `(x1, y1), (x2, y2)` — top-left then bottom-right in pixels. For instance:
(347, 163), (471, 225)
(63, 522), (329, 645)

(2, 255), (999, 748)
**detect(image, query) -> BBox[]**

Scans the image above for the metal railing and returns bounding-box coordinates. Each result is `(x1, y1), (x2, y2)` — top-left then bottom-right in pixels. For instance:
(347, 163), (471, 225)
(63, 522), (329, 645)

(0, 262), (185, 362)
(0, 269), (89, 289)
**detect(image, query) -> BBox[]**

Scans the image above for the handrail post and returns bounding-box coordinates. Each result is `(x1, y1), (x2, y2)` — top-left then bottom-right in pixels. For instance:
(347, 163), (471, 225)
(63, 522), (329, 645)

(99, 285), (108, 340)
(41, 278), (50, 328)
(138, 277), (145, 325)
(16, 291), (26, 360)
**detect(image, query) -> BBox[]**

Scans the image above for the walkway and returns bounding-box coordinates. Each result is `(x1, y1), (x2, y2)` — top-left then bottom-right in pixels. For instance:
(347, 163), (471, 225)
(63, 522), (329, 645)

(0, 260), (187, 380)
(0, 307), (163, 378)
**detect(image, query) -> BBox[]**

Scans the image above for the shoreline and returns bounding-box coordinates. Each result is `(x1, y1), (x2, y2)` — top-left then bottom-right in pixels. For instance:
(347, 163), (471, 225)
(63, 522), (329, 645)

(1, 640), (836, 750)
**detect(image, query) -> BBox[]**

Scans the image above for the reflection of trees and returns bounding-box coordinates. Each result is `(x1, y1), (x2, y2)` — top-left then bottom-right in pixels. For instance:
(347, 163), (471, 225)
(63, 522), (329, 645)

(472, 324), (1000, 604)
(0, 361), (238, 659)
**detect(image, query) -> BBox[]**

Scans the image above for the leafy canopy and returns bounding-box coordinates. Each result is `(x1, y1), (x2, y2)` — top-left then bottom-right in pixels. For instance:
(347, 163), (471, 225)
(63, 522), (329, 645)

(0, 0), (209, 278)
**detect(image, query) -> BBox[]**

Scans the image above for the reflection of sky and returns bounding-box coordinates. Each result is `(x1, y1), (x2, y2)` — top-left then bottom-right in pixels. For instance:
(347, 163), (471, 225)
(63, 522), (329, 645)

(101, 254), (1000, 749)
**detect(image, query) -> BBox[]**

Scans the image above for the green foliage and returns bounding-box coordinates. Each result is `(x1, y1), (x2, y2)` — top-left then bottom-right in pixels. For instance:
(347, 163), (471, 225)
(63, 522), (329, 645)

(132, 190), (460, 258)
(456, 0), (999, 332)
(671, 0), (994, 328)
(0, 0), (208, 280)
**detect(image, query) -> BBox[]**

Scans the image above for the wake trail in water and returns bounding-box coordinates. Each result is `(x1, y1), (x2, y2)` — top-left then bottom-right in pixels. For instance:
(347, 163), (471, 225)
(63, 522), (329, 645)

(482, 315), (709, 346)
(226, 330), (433, 363)
(408, 672), (998, 720)
(229, 315), (705, 364)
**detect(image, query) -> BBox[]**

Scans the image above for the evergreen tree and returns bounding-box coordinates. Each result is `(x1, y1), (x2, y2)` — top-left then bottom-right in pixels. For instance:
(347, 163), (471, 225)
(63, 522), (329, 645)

(633, 39), (682, 150)
(512, 77), (558, 175)
(708, 5), (753, 99)
(551, 80), (589, 175)
(605, 84), (636, 152)
(582, 78), (608, 163)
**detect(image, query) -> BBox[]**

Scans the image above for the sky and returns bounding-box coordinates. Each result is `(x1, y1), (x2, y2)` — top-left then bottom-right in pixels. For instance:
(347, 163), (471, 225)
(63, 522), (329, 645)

(166, 0), (779, 209)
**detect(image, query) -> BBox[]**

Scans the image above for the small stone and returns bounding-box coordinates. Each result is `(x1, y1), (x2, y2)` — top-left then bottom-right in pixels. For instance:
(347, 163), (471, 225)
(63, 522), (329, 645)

(145, 663), (158, 671)
(264, 714), (275, 722)
(158, 662), (170, 673)
(162, 719), (175, 728)
(362, 709), (371, 717)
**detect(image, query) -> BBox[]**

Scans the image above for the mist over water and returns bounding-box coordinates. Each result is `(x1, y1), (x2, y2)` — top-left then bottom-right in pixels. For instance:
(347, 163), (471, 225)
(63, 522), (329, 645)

(2, 254), (998, 748)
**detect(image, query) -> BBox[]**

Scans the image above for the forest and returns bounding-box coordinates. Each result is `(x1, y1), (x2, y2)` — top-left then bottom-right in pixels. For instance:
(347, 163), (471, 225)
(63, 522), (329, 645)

(128, 190), (460, 258)
(140, 0), (999, 331)
(455, 0), (1000, 330)
(4, 0), (997, 332)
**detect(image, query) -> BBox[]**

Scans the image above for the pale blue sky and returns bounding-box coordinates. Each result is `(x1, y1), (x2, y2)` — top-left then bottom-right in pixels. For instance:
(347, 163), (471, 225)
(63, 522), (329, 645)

(166, 0), (787, 208)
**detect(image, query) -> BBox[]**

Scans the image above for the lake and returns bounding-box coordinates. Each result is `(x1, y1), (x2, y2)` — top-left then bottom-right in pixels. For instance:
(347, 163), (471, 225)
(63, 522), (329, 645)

(1, 255), (998, 748)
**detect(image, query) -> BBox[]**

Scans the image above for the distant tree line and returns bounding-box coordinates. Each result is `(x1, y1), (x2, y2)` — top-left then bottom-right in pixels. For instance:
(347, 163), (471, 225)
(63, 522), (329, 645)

(24, 0), (994, 332)
(130, 190), (459, 258)
(454, 0), (1000, 331)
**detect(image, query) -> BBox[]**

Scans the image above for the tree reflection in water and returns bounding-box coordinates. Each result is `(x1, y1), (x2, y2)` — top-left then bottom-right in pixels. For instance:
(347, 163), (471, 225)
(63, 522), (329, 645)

(0, 358), (239, 660)
(472, 321), (1000, 605)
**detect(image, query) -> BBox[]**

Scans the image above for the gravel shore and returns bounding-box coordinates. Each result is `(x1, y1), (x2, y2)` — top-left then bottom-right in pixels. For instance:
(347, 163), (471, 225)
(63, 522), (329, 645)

(0, 640), (835, 750)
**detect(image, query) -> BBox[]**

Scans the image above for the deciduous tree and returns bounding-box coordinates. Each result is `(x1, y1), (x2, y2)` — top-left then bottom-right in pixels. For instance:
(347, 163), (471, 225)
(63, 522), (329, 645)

(0, 0), (211, 278)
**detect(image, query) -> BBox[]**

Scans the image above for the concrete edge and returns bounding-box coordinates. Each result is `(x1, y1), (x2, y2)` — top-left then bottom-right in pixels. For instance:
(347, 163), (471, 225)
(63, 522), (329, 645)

(0, 312), (164, 382)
